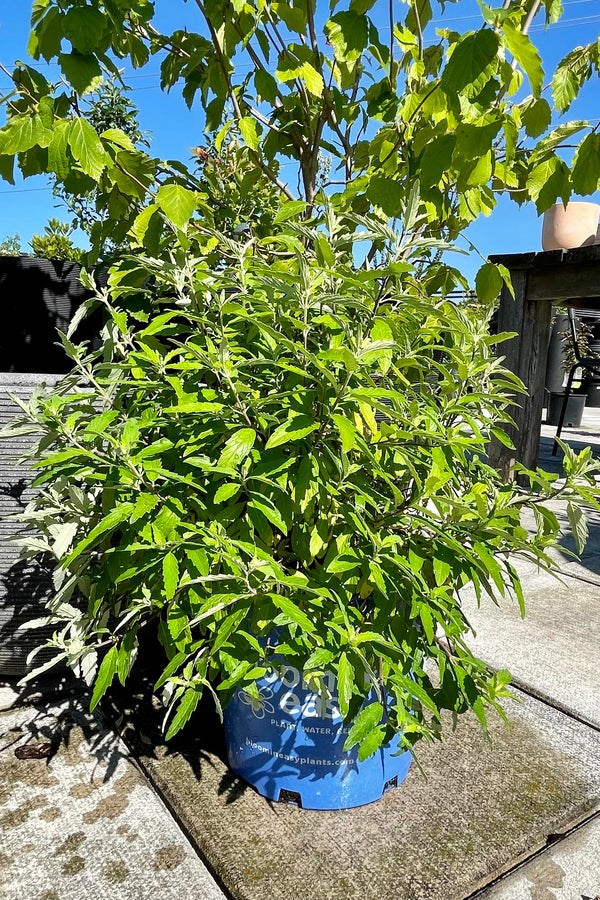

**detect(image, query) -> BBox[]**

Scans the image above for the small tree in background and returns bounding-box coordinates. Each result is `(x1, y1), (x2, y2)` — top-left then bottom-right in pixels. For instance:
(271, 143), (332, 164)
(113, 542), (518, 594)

(29, 218), (83, 261)
(0, 234), (21, 256)
(52, 78), (149, 256)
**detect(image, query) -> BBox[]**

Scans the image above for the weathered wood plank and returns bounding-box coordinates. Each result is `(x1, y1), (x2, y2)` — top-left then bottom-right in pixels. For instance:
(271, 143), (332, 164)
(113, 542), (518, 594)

(528, 265), (600, 302)
(488, 269), (552, 478)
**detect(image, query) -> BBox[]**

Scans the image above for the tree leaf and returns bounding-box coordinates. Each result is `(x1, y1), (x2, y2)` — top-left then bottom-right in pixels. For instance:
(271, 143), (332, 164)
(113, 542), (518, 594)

(274, 200), (307, 223)
(571, 133), (600, 196)
(214, 482), (241, 504)
(239, 116), (261, 151)
(521, 97), (551, 139)
(567, 501), (588, 556)
(67, 117), (108, 179)
(502, 21), (544, 97)
(64, 6), (107, 54)
(441, 30), (500, 98)
(324, 11), (369, 63)
(332, 414), (357, 451)
(526, 154), (570, 212)
(265, 414), (318, 449)
(300, 62), (324, 97)
(367, 176), (403, 216)
(552, 56), (581, 112)
(217, 428), (256, 468)
(337, 651), (353, 716)
(475, 262), (503, 304)
(90, 646), (118, 711)
(343, 701), (383, 750)
(163, 552), (179, 600)
(0, 153), (15, 184)
(166, 687), (202, 739)
(248, 496), (288, 534)
(66, 503), (134, 565)
(0, 115), (52, 155)
(357, 724), (385, 761)
(59, 52), (103, 96)
(156, 184), (198, 229)
(270, 595), (316, 633)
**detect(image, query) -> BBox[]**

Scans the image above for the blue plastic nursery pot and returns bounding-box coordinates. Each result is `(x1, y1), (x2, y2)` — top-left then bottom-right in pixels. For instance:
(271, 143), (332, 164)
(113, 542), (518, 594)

(223, 664), (411, 810)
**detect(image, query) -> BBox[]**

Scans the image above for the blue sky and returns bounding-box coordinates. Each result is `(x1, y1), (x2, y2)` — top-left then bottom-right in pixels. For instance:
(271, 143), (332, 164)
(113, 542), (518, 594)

(0, 0), (599, 281)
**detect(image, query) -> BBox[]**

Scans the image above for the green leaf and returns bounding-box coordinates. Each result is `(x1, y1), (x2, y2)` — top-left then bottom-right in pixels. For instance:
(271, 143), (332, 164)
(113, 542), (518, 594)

(214, 482), (241, 504)
(67, 118), (108, 180)
(166, 687), (202, 740)
(66, 503), (134, 566)
(163, 552), (179, 601)
(526, 155), (570, 212)
(64, 6), (107, 54)
(419, 135), (456, 189)
(273, 200), (307, 223)
(266, 414), (318, 450)
(101, 128), (137, 152)
(186, 547), (209, 577)
(0, 153), (14, 184)
(475, 262), (503, 304)
(337, 652), (353, 716)
(343, 701), (383, 750)
(59, 52), (103, 96)
(367, 177), (403, 217)
(332, 414), (357, 452)
(212, 606), (248, 654)
(47, 119), (70, 181)
(130, 204), (161, 245)
(552, 60), (579, 113)
(130, 493), (160, 523)
(502, 21), (544, 97)
(567, 501), (588, 556)
(239, 117), (261, 151)
(90, 646), (118, 711)
(156, 184), (198, 230)
(248, 496), (288, 534)
(0, 115), (52, 155)
(217, 428), (256, 468)
(255, 70), (279, 104)
(441, 30), (500, 98)
(300, 62), (324, 97)
(357, 725), (385, 762)
(270, 595), (316, 633)
(324, 12), (369, 63)
(521, 97), (551, 139)
(571, 133), (600, 196)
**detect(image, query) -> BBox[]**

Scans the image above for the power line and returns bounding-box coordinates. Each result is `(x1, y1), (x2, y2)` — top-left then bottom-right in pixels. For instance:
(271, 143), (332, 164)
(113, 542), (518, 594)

(0, 186), (52, 194)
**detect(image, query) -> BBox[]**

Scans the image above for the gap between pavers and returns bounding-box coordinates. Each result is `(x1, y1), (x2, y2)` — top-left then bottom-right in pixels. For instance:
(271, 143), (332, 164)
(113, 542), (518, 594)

(107, 675), (600, 900)
(0, 678), (227, 900)
(473, 811), (600, 900)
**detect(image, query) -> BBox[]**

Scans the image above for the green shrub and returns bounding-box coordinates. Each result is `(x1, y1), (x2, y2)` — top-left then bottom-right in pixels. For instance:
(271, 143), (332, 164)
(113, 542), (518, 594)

(7, 209), (599, 758)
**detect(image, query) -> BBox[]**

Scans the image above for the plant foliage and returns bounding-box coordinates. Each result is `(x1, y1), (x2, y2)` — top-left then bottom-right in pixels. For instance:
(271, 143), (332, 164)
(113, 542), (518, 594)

(1, 0), (600, 757)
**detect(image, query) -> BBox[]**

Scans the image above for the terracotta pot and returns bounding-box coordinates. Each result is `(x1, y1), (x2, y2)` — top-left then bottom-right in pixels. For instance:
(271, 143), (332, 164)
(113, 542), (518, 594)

(542, 202), (600, 251)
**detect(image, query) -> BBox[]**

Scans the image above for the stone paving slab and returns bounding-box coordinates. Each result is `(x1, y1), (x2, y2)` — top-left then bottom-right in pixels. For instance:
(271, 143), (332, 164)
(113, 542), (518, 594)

(460, 570), (600, 729)
(477, 813), (600, 900)
(0, 682), (226, 900)
(110, 678), (600, 900)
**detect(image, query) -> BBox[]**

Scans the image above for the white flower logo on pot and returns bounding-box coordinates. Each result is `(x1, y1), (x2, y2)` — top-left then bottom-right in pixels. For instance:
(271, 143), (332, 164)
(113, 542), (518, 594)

(239, 685), (275, 720)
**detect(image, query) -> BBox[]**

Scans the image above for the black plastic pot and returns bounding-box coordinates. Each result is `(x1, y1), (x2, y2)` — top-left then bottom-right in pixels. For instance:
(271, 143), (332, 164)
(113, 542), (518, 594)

(546, 392), (586, 427)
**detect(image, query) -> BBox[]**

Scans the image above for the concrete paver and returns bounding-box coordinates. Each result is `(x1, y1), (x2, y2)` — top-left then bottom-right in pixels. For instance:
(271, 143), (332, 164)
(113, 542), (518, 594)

(460, 570), (600, 729)
(477, 814), (600, 900)
(0, 683), (226, 900)
(111, 679), (600, 900)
